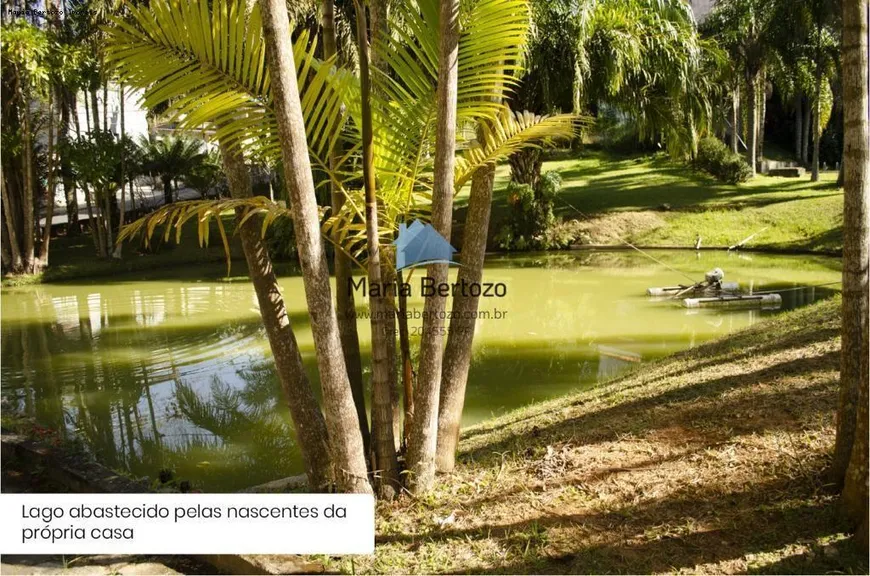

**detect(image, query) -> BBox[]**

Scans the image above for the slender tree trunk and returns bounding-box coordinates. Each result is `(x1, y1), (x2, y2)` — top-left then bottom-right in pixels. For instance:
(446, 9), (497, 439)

(258, 0), (371, 494)
(352, 0), (400, 496)
(162, 176), (173, 205)
(38, 88), (57, 267)
(368, 0), (403, 449)
(407, 0), (460, 494)
(102, 185), (114, 253)
(794, 92), (803, 161)
(83, 89), (91, 132)
(757, 73), (766, 160)
(219, 139), (334, 490)
(323, 0), (369, 456)
(833, 0), (870, 500)
(19, 80), (36, 273)
(61, 88), (78, 235)
(802, 98), (812, 165)
(90, 88), (100, 132)
(1, 176), (23, 271)
(102, 79), (108, 133)
(397, 268), (414, 446)
(746, 72), (758, 177)
(436, 152), (496, 472)
(113, 83), (126, 259)
(731, 84), (740, 154)
(812, 26), (824, 182)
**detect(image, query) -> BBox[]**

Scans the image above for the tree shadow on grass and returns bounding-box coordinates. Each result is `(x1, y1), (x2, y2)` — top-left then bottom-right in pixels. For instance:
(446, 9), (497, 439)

(460, 350), (838, 471)
(445, 474), (863, 574)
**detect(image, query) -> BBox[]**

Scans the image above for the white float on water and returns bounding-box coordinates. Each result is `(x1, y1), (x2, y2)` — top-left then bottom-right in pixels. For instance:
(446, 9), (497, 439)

(682, 293), (783, 309)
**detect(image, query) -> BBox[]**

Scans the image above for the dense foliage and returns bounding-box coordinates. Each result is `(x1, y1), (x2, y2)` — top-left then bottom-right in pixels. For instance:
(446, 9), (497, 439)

(696, 137), (753, 183)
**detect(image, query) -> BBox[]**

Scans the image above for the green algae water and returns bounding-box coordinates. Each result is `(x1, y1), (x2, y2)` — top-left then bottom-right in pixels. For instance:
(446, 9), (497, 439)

(0, 251), (840, 491)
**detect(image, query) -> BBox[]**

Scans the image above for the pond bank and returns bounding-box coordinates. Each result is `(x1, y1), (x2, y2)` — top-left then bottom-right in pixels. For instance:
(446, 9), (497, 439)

(332, 296), (866, 574)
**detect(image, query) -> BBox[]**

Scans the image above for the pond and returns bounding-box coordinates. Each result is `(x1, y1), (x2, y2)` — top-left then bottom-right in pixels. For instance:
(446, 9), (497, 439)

(0, 250), (840, 492)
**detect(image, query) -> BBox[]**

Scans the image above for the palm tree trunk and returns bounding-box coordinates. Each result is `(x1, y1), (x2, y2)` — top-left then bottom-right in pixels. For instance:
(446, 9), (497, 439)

(757, 73), (766, 161)
(323, 0), (369, 457)
(436, 152), (496, 472)
(731, 84), (740, 154)
(352, 0), (400, 496)
(61, 88), (78, 235)
(745, 71), (757, 177)
(833, 0), (869, 505)
(219, 139), (334, 490)
(113, 83), (126, 259)
(397, 268), (413, 446)
(811, 25), (824, 182)
(37, 87), (58, 267)
(258, 0), (371, 494)
(802, 97), (811, 165)
(162, 176), (173, 205)
(407, 0), (460, 494)
(19, 79), (36, 273)
(794, 92), (803, 161)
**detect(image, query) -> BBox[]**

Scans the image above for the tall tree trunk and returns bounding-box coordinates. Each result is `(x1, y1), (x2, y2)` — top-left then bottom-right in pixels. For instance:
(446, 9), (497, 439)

(407, 0), (460, 494)
(436, 149), (496, 472)
(746, 71), (758, 177)
(794, 91), (803, 161)
(731, 84), (740, 154)
(352, 0), (400, 497)
(833, 0), (870, 498)
(1, 176), (23, 271)
(113, 83), (126, 259)
(397, 268), (414, 446)
(102, 79), (108, 133)
(757, 73), (766, 160)
(38, 87), (58, 267)
(61, 88), (78, 235)
(802, 97), (812, 165)
(219, 139), (334, 490)
(812, 26), (824, 182)
(368, 0), (403, 449)
(258, 0), (371, 494)
(19, 79), (36, 273)
(323, 0), (369, 457)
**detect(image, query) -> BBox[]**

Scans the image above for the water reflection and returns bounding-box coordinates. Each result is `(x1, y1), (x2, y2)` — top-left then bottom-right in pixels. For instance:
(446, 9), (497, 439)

(1, 251), (840, 491)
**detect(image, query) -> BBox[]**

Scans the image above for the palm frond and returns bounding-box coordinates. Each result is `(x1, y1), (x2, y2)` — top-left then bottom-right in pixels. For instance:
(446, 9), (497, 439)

(104, 0), (358, 180)
(117, 196), (294, 276)
(455, 108), (588, 190)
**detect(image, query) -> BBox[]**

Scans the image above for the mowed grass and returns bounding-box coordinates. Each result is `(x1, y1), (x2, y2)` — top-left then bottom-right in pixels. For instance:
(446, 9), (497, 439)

(326, 296), (866, 574)
(456, 150), (843, 254)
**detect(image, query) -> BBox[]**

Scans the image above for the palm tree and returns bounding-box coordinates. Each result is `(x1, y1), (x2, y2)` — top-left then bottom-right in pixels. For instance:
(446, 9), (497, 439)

(510, 0), (721, 184)
(350, 0), (401, 497)
(138, 136), (205, 205)
(105, 0), (578, 495)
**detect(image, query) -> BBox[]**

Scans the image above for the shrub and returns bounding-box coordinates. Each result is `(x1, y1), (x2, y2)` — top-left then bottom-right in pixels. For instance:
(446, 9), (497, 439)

(497, 171), (576, 251)
(696, 137), (752, 184)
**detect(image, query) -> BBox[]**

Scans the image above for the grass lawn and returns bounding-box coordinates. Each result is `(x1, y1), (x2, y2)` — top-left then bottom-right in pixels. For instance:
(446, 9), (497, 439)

(459, 150), (843, 254)
(1, 214), (250, 287)
(329, 296), (866, 574)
